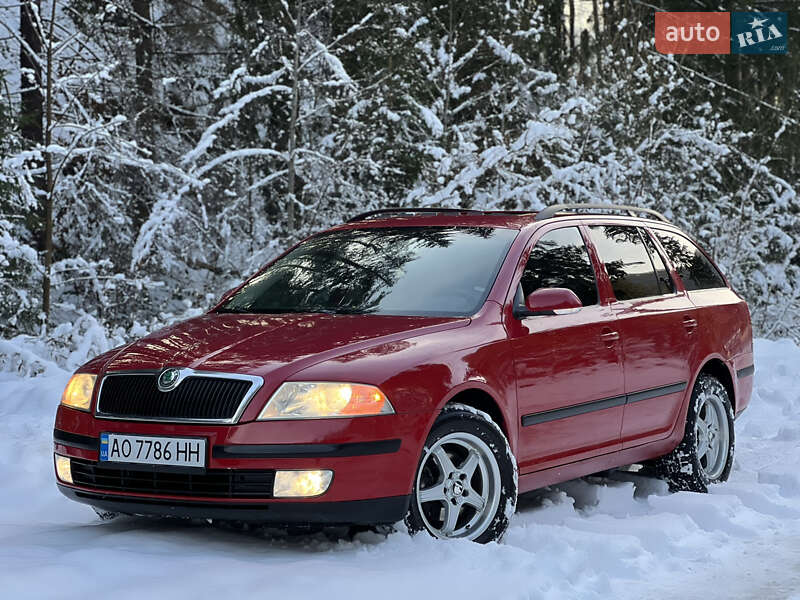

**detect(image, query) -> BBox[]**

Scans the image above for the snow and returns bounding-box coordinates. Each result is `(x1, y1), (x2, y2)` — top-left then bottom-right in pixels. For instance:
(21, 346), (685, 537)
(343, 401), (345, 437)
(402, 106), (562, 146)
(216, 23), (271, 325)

(1, 338), (799, 599)
(486, 36), (524, 65)
(415, 102), (444, 138)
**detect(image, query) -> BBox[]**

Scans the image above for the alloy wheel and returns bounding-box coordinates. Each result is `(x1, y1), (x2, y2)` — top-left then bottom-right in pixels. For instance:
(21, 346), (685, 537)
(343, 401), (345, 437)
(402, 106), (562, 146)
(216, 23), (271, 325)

(694, 389), (731, 480)
(415, 431), (502, 540)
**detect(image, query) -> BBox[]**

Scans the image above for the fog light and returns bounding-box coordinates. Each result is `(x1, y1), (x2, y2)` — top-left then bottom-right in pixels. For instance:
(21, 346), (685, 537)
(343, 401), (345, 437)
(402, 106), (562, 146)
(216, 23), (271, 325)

(55, 454), (73, 484)
(273, 470), (333, 498)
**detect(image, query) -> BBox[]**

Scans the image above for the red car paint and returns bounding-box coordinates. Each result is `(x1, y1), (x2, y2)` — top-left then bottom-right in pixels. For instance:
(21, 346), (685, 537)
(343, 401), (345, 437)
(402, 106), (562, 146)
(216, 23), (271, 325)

(54, 212), (753, 521)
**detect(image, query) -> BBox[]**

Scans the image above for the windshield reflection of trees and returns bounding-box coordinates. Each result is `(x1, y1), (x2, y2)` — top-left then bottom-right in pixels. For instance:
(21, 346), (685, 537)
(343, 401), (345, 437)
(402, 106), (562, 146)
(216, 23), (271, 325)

(222, 227), (495, 315)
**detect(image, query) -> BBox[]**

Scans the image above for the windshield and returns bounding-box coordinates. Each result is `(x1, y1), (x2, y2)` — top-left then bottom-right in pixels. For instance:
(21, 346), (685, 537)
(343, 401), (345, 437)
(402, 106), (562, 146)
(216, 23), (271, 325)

(219, 226), (518, 317)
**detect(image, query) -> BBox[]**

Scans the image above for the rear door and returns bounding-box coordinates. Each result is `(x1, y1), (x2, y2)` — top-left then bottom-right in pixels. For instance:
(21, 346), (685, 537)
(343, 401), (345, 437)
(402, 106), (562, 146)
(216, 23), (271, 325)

(651, 228), (753, 412)
(586, 224), (695, 447)
(510, 225), (625, 472)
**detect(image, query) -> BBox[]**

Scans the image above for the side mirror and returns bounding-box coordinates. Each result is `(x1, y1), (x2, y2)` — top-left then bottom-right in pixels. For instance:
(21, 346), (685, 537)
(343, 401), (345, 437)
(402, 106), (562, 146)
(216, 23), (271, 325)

(219, 288), (236, 303)
(518, 287), (582, 317)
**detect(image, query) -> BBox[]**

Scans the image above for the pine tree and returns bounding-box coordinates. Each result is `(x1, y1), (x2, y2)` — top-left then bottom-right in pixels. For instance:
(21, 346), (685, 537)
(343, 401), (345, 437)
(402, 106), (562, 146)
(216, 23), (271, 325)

(131, 1), (378, 293)
(0, 79), (41, 337)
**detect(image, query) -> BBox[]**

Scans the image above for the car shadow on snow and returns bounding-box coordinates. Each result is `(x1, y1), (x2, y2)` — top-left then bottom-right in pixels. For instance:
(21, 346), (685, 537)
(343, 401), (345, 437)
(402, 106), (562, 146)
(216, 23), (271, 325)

(66, 468), (671, 549)
(67, 511), (396, 552)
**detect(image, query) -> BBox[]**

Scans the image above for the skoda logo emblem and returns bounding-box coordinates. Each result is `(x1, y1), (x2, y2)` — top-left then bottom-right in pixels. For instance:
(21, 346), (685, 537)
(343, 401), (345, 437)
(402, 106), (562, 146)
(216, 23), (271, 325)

(158, 368), (181, 392)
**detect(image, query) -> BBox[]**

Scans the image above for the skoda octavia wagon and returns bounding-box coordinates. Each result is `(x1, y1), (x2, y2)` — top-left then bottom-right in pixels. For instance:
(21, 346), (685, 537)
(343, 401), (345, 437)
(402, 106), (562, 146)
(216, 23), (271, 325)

(54, 204), (754, 542)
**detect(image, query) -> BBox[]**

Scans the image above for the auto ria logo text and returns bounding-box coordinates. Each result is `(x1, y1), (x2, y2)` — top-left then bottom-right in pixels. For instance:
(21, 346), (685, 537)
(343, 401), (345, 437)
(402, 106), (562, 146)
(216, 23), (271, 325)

(655, 12), (788, 55)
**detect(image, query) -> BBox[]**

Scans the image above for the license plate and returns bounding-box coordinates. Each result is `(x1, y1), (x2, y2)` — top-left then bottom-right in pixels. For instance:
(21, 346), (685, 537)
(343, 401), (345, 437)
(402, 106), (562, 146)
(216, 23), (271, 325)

(100, 433), (206, 468)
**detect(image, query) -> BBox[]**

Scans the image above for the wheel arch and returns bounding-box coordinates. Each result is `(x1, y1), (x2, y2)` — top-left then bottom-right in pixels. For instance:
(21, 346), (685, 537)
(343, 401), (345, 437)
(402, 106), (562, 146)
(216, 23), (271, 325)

(665, 354), (737, 450)
(653, 355), (737, 491)
(696, 357), (736, 413)
(438, 385), (511, 441)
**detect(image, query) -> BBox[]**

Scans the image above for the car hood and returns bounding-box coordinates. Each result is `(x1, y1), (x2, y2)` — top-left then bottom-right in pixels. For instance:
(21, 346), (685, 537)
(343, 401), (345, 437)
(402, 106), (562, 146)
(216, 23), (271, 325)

(102, 312), (469, 378)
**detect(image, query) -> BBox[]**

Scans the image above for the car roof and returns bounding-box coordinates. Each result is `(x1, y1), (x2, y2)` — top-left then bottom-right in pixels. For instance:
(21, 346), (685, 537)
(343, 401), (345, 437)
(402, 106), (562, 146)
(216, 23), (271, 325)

(330, 206), (675, 232)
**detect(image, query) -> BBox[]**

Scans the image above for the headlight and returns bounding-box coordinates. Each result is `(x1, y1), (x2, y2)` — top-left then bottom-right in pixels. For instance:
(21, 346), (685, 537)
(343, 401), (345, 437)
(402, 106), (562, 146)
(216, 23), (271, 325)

(258, 382), (394, 420)
(60, 373), (97, 411)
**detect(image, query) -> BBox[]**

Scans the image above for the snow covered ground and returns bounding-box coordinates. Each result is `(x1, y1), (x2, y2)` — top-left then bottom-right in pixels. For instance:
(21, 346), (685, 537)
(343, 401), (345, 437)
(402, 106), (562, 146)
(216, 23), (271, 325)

(1, 338), (799, 599)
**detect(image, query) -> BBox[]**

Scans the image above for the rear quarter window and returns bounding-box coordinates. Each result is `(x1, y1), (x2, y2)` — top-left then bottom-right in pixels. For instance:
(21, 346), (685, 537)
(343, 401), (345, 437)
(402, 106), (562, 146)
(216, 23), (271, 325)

(653, 230), (727, 291)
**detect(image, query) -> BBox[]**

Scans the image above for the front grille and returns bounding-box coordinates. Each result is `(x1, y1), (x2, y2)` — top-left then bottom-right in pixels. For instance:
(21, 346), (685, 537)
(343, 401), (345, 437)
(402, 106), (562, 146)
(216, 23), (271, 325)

(97, 373), (253, 421)
(70, 459), (275, 499)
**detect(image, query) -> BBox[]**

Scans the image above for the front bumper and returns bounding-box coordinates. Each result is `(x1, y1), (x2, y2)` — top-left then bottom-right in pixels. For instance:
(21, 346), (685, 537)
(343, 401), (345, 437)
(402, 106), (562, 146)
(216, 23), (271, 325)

(57, 484), (410, 525)
(54, 406), (432, 520)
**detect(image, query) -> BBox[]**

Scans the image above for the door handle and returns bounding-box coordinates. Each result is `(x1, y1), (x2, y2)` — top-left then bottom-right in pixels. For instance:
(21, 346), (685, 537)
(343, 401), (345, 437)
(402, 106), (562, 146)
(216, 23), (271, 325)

(683, 316), (698, 333)
(600, 329), (620, 344)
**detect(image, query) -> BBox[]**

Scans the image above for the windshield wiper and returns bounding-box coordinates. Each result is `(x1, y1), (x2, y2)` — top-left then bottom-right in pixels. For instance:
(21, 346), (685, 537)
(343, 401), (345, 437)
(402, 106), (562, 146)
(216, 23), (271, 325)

(303, 307), (367, 315)
(217, 307), (367, 315)
(217, 307), (302, 315)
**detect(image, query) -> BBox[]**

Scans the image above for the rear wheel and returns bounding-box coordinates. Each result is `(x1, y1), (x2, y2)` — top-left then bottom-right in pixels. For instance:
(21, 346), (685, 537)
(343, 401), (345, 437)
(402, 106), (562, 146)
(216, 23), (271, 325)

(405, 404), (517, 543)
(652, 374), (734, 492)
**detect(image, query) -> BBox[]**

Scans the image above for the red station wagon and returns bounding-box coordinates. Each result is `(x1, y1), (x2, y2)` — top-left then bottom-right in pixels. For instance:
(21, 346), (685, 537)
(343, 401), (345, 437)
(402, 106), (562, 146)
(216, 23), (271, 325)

(54, 204), (754, 543)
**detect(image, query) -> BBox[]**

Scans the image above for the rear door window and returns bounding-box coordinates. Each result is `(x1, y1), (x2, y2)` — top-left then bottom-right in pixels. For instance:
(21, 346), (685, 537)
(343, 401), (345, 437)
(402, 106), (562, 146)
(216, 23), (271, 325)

(588, 225), (663, 301)
(519, 227), (598, 307)
(653, 230), (727, 291)
(640, 228), (675, 295)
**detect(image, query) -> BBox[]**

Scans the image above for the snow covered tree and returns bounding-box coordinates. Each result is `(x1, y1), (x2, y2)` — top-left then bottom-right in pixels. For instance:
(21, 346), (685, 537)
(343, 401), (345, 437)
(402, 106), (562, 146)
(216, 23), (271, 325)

(0, 80), (42, 337)
(0, 0), (797, 355)
(0, 0), (186, 334)
(395, 0), (575, 209)
(132, 0), (377, 291)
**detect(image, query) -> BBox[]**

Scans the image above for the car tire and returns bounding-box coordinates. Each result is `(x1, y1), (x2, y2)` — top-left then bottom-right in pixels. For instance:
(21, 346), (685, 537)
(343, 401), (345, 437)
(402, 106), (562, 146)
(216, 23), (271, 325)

(405, 403), (517, 543)
(652, 374), (735, 493)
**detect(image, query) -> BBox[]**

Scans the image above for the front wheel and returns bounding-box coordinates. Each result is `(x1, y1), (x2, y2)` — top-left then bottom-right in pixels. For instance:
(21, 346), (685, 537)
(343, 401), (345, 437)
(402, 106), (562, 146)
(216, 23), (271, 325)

(652, 374), (735, 492)
(405, 403), (517, 543)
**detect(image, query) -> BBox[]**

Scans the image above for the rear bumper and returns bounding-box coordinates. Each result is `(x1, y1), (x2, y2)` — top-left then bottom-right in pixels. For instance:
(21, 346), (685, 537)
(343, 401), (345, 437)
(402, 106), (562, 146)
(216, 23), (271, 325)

(734, 361), (755, 417)
(58, 484), (410, 525)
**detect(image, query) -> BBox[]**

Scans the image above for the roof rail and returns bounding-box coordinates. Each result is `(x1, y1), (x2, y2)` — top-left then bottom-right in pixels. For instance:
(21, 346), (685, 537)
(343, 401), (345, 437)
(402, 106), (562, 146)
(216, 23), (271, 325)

(348, 208), (483, 222)
(348, 207), (537, 222)
(533, 203), (669, 223)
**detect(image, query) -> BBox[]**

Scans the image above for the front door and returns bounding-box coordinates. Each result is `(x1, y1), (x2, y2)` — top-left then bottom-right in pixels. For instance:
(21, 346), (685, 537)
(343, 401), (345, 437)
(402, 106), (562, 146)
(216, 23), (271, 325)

(510, 225), (625, 473)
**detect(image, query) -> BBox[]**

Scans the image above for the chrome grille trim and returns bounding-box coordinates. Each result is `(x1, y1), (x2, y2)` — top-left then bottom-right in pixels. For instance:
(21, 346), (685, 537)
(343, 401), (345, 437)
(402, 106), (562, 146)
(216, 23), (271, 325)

(94, 368), (264, 424)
